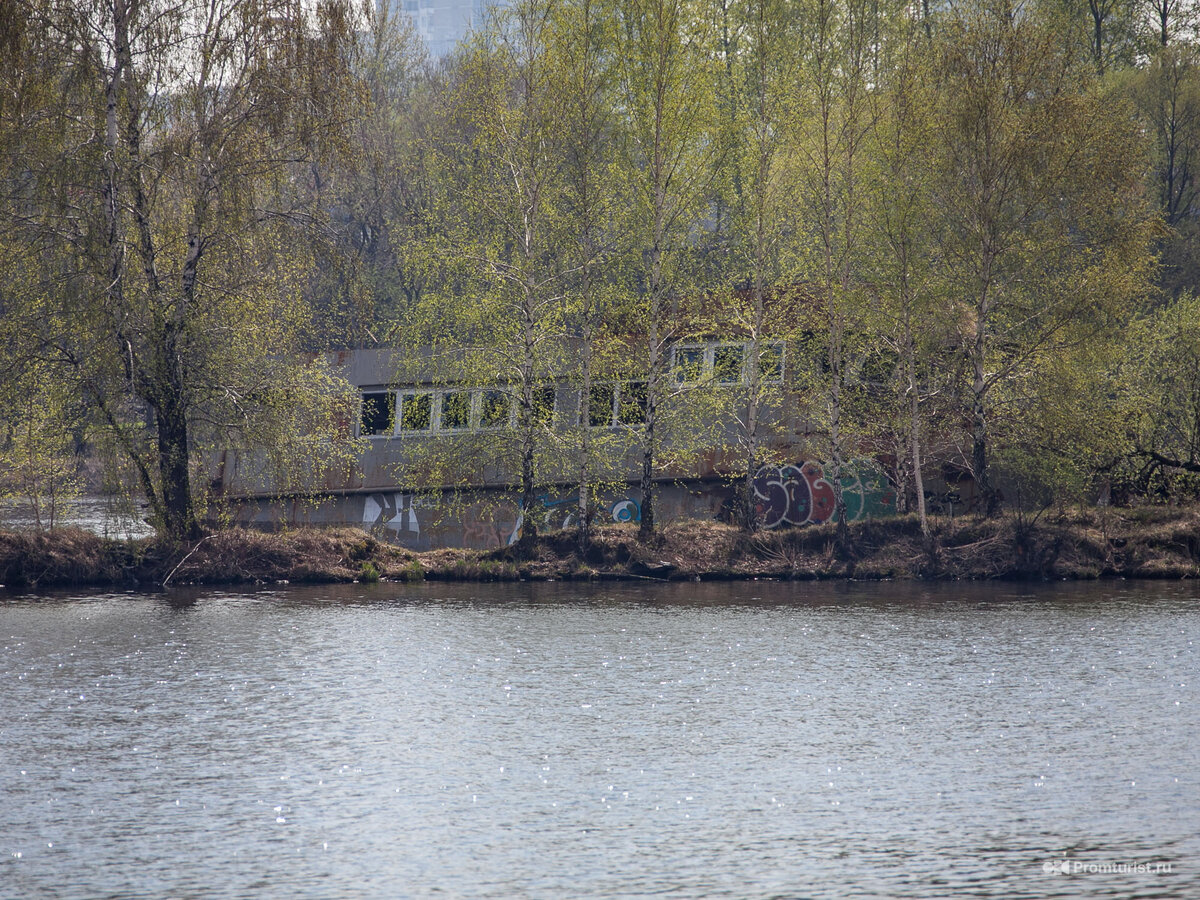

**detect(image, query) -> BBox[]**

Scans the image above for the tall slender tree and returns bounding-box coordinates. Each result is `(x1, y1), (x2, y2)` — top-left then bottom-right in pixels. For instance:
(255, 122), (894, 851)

(863, 1), (942, 539)
(933, 0), (1156, 514)
(792, 0), (876, 547)
(404, 0), (568, 548)
(547, 0), (626, 548)
(723, 0), (804, 531)
(615, 0), (718, 539)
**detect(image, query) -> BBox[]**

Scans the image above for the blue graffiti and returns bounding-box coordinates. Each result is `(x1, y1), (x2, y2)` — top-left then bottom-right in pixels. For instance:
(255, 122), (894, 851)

(610, 498), (640, 523)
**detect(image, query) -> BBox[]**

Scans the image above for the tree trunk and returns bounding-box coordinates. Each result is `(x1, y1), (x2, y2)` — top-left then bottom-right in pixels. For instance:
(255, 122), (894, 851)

(640, 211), (663, 542)
(902, 308), (928, 538)
(639, 318), (658, 541)
(971, 367), (994, 516)
(909, 359), (928, 536)
(743, 61), (768, 534)
(156, 393), (198, 539)
(639, 373), (657, 540)
(577, 286), (593, 552)
(744, 338), (760, 532)
(970, 298), (997, 516)
(518, 284), (538, 552)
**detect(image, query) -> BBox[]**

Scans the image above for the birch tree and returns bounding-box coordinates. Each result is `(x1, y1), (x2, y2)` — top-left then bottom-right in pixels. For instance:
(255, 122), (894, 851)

(615, 0), (718, 539)
(792, 0), (875, 547)
(723, 0), (804, 531)
(400, 0), (568, 548)
(864, 3), (942, 538)
(934, 0), (1156, 514)
(547, 0), (628, 548)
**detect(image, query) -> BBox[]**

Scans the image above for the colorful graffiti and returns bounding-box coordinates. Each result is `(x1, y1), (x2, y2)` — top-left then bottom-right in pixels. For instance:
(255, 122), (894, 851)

(752, 459), (895, 528)
(506, 492), (643, 544)
(355, 471), (882, 546)
(610, 498), (641, 523)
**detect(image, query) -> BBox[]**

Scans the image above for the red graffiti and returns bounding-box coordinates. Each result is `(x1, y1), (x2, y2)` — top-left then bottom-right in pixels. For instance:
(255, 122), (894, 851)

(753, 460), (895, 527)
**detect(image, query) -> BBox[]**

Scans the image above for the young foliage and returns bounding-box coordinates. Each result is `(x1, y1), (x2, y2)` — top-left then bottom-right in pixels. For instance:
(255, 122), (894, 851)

(0, 0), (365, 537)
(932, 0), (1156, 515)
(614, 0), (722, 538)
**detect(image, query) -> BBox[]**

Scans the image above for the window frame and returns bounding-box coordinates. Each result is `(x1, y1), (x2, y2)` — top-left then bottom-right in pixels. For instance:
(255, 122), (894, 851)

(360, 390), (396, 438)
(437, 389), (474, 432)
(586, 380), (647, 429)
(478, 388), (514, 430)
(397, 390), (434, 433)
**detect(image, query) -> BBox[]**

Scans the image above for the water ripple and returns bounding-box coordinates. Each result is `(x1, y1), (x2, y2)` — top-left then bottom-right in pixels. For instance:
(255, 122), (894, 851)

(1, 579), (1197, 898)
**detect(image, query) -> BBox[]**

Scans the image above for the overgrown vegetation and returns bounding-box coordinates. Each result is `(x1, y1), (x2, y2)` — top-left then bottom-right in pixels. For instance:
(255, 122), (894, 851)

(2, 0), (1200, 544)
(3, 511), (1199, 590)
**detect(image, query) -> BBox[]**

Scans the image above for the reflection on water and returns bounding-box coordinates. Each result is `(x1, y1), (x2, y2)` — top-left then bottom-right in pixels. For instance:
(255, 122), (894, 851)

(1, 580), (1197, 899)
(0, 495), (153, 539)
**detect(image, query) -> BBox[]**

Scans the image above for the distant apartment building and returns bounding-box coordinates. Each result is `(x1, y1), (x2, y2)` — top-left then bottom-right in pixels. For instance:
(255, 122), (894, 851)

(389, 0), (507, 57)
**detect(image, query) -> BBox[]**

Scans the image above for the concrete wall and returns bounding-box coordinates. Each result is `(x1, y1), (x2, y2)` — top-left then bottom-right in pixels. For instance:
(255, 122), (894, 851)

(223, 458), (898, 550)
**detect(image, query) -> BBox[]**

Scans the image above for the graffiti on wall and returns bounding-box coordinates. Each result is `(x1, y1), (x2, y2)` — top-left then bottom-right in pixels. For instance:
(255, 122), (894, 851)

(610, 498), (641, 523)
(354, 469), (885, 548)
(752, 459), (895, 528)
(362, 492), (424, 536)
(359, 490), (643, 549)
(506, 493), (643, 545)
(461, 500), (521, 549)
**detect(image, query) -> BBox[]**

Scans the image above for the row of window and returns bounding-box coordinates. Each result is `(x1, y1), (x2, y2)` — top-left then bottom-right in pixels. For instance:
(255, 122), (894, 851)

(361, 381), (650, 437)
(360, 341), (786, 437)
(673, 341), (784, 385)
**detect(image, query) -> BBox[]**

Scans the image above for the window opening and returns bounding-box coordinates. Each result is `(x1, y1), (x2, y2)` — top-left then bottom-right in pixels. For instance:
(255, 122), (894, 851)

(440, 390), (471, 430)
(361, 391), (395, 436)
(588, 383), (616, 427)
(617, 381), (647, 425)
(531, 385), (556, 427)
(480, 389), (511, 428)
(713, 344), (745, 384)
(399, 392), (432, 431)
(759, 343), (784, 383)
(673, 346), (706, 383)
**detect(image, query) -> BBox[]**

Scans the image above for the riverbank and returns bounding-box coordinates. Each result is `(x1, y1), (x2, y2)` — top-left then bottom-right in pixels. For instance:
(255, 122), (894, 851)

(2, 504), (1199, 590)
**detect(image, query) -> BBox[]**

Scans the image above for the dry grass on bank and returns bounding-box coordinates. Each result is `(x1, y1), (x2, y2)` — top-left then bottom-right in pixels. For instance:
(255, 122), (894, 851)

(2, 504), (1198, 590)
(0, 526), (418, 589)
(0, 528), (144, 588)
(162, 528), (407, 585)
(428, 506), (1200, 582)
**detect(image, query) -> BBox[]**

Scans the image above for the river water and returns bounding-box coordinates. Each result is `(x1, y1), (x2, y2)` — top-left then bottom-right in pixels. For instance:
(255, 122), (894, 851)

(1, 580), (1196, 899)
(0, 497), (154, 540)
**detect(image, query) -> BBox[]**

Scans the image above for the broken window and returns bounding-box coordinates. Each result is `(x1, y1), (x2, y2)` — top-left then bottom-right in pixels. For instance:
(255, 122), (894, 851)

(361, 391), (395, 436)
(617, 381), (647, 426)
(713, 344), (745, 384)
(673, 346), (706, 383)
(759, 342), (784, 383)
(532, 385), (556, 427)
(588, 383), (616, 427)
